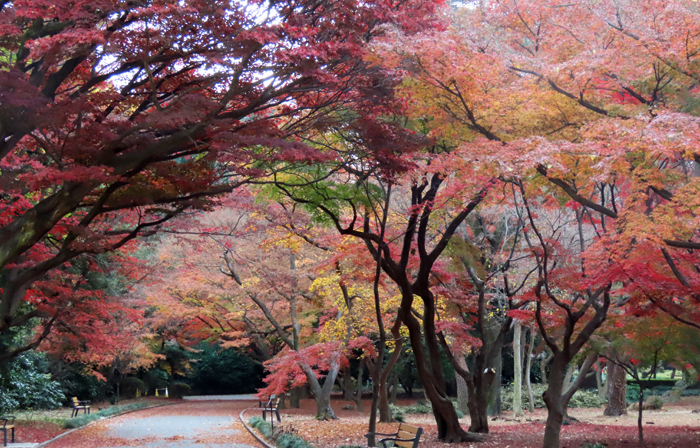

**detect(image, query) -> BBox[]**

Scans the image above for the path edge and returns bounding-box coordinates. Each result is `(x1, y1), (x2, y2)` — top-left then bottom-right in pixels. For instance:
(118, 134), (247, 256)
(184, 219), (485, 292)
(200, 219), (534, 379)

(239, 408), (277, 448)
(34, 401), (177, 448)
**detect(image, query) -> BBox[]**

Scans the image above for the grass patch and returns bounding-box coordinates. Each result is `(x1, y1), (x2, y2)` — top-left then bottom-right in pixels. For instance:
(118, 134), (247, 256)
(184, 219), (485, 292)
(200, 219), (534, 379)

(63, 402), (152, 429)
(248, 416), (314, 448)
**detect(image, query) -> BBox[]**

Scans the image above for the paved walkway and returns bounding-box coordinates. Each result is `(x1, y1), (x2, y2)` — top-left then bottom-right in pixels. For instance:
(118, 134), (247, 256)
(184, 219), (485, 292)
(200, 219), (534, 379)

(43, 400), (258, 448)
(183, 394), (257, 401)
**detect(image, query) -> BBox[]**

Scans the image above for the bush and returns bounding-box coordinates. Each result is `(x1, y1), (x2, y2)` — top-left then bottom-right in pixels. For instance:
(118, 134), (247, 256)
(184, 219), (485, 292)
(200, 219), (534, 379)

(248, 416), (312, 448)
(501, 384), (545, 411)
(630, 396), (664, 411)
(627, 383), (640, 403)
(568, 389), (607, 408)
(502, 384), (605, 410)
(169, 382), (191, 399)
(53, 365), (104, 404)
(404, 400), (432, 414)
(120, 377), (147, 399)
(647, 396), (664, 410)
(140, 369), (168, 393)
(189, 344), (264, 394)
(0, 352), (65, 413)
(388, 404), (405, 422)
(64, 401), (151, 428)
(249, 416), (273, 438)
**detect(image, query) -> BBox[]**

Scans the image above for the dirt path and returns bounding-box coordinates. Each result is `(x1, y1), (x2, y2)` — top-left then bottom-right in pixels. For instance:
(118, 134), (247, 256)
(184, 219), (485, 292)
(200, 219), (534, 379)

(43, 401), (261, 448)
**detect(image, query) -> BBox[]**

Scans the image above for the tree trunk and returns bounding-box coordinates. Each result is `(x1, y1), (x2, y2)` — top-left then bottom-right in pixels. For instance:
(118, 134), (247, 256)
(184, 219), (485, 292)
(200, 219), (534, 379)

(303, 361), (340, 420)
(563, 365), (574, 393)
(343, 366), (353, 401)
(456, 357), (470, 415)
(542, 353), (597, 448)
(596, 360), (607, 401)
(525, 327), (535, 412)
(466, 367), (491, 433)
(401, 300), (480, 442)
(542, 357), (567, 448)
(636, 381), (644, 446)
(513, 320), (524, 417)
(389, 373), (399, 404)
(541, 352), (553, 386)
(604, 362), (628, 416)
(488, 348), (502, 416)
(355, 361), (365, 412)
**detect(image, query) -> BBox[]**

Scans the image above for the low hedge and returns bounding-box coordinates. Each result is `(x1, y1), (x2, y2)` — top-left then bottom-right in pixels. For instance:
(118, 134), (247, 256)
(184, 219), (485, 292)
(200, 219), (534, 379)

(63, 402), (152, 428)
(248, 416), (313, 448)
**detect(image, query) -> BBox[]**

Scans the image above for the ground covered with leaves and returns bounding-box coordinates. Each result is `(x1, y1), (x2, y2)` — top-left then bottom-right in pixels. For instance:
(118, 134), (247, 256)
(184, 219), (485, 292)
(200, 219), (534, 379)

(278, 397), (700, 448)
(20, 396), (700, 448)
(13, 398), (171, 444)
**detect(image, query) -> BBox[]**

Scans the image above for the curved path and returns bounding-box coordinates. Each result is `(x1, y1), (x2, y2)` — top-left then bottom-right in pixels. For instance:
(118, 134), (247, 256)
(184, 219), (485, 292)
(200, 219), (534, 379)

(44, 399), (260, 448)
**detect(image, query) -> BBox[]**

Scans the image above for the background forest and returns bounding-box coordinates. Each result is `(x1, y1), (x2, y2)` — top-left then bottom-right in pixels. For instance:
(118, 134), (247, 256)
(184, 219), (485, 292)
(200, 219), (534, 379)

(3, 1), (700, 448)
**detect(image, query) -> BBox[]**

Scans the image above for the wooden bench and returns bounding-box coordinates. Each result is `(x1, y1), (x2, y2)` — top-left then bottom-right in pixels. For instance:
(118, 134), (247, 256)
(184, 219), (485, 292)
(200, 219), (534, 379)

(0, 416), (14, 447)
(365, 423), (423, 448)
(71, 397), (91, 418)
(261, 395), (281, 422)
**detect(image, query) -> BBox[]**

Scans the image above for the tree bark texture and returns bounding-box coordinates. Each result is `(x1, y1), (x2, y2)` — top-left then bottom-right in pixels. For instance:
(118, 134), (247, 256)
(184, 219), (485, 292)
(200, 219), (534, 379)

(604, 361), (628, 416)
(513, 320), (524, 417)
(456, 357), (470, 415)
(525, 327), (535, 412)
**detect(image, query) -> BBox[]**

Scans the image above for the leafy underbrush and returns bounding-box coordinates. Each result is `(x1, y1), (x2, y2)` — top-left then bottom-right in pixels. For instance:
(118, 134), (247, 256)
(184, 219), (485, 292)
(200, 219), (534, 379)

(501, 384), (606, 410)
(249, 416), (314, 448)
(63, 401), (152, 428)
(389, 400), (463, 421)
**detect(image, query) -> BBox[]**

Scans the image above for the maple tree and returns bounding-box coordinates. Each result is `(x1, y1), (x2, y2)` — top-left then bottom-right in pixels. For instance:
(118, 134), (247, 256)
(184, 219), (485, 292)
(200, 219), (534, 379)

(0, 0), (443, 359)
(145, 194), (381, 419)
(595, 313), (700, 446)
(366, 1), (700, 446)
(269, 133), (496, 441)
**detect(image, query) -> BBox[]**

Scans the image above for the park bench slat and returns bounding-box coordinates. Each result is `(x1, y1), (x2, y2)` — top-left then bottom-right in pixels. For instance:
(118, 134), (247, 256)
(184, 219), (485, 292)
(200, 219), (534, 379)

(366, 422), (423, 448)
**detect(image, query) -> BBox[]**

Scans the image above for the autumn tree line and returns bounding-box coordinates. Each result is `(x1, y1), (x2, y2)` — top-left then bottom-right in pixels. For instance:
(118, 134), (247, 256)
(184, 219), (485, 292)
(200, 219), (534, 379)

(3, 1), (700, 447)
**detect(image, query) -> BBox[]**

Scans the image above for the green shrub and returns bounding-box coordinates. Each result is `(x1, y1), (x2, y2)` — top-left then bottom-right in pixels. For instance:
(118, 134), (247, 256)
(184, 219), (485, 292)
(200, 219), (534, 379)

(248, 416), (264, 428)
(568, 389), (607, 408)
(248, 416), (312, 448)
(169, 382), (191, 399)
(53, 363), (104, 404)
(248, 416), (273, 438)
(501, 384), (545, 410)
(388, 404), (405, 422)
(627, 383), (640, 403)
(0, 352), (65, 413)
(63, 401), (151, 428)
(404, 400), (432, 414)
(121, 377), (147, 399)
(646, 396), (664, 410)
(189, 344), (264, 394)
(455, 409), (464, 419)
(502, 384), (605, 410)
(582, 443), (607, 448)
